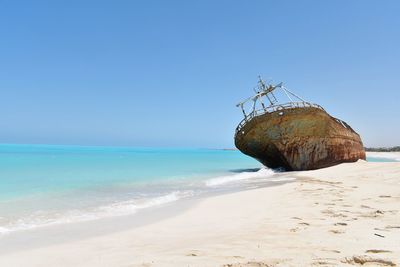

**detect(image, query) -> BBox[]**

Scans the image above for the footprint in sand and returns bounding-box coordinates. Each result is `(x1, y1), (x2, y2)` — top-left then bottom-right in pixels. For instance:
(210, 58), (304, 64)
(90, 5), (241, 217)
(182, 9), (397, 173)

(374, 227), (390, 232)
(339, 209), (351, 213)
(360, 205), (373, 209)
(385, 225), (400, 230)
(223, 261), (272, 267)
(329, 229), (345, 234)
(321, 209), (335, 215)
(360, 210), (385, 218)
(333, 213), (348, 218)
(311, 258), (338, 266)
(186, 250), (203, 257)
(342, 255), (396, 266)
(366, 249), (392, 254)
(321, 209), (349, 218)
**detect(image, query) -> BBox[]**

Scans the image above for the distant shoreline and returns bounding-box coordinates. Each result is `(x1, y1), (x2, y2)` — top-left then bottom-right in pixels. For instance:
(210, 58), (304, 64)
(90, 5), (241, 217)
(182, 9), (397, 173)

(222, 147), (400, 153)
(365, 146), (400, 152)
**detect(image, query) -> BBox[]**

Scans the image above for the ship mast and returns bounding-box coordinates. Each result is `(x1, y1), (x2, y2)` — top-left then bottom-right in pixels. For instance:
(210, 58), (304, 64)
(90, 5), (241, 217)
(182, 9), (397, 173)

(257, 75), (279, 106)
(236, 76), (307, 118)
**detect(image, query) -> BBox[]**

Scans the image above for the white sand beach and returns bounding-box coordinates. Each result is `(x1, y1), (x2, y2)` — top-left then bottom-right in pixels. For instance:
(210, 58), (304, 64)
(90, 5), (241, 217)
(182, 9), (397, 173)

(0, 161), (399, 267)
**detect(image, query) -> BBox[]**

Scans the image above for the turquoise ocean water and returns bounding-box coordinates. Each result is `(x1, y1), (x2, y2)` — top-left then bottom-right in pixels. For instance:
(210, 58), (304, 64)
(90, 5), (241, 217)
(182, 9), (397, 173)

(0, 144), (396, 234)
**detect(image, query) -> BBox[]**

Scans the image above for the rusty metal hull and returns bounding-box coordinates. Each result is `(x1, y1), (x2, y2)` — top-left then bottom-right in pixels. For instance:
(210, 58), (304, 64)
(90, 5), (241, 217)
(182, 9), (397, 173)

(234, 107), (366, 171)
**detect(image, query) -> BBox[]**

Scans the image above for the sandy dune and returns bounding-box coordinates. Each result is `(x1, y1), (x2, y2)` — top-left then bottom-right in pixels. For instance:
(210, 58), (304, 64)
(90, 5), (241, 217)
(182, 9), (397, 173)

(0, 161), (399, 266)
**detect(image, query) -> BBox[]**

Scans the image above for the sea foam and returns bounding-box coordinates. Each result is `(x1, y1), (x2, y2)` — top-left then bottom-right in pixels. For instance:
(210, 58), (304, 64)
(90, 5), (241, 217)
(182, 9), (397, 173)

(367, 152), (400, 162)
(205, 168), (275, 187)
(0, 191), (194, 235)
(96, 190), (194, 216)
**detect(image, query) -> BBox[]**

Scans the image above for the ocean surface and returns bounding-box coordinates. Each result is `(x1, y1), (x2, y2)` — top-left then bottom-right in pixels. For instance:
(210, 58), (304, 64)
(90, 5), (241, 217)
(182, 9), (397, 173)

(0, 144), (396, 234)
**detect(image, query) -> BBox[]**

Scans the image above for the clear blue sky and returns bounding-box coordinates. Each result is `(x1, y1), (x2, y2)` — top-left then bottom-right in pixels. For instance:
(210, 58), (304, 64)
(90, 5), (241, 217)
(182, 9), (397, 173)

(0, 0), (399, 148)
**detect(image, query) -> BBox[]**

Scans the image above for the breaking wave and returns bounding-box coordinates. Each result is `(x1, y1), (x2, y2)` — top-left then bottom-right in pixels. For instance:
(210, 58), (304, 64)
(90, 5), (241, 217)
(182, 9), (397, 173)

(205, 168), (276, 186)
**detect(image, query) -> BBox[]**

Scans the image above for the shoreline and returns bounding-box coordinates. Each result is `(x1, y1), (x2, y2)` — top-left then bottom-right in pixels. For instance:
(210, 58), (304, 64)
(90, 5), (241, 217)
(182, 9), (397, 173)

(0, 175), (294, 254)
(367, 151), (400, 161)
(0, 161), (399, 266)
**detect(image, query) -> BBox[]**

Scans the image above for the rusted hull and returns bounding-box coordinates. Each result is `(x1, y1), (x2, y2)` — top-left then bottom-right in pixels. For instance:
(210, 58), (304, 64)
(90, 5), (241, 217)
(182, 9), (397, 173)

(234, 107), (366, 171)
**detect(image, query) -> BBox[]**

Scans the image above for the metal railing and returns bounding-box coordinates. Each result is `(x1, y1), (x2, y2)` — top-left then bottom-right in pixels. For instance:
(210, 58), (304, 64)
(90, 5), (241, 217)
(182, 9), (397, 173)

(333, 117), (356, 133)
(235, 102), (325, 135)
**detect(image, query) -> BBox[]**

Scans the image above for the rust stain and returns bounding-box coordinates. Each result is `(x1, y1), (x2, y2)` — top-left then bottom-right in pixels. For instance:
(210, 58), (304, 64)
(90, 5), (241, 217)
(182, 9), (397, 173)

(235, 107), (366, 171)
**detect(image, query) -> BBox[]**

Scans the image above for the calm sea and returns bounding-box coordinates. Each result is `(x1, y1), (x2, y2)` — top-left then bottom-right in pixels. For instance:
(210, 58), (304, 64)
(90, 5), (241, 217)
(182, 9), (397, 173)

(0, 144), (395, 234)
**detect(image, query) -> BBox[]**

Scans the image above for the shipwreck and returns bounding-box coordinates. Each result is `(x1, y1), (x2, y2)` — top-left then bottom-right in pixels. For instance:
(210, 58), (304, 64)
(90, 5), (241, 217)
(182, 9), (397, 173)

(234, 77), (366, 171)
